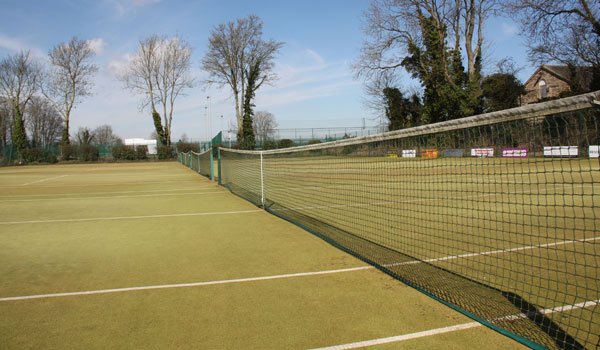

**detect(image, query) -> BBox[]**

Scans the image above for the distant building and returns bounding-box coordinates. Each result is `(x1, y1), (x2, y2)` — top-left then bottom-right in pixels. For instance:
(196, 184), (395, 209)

(522, 64), (593, 105)
(124, 138), (158, 155)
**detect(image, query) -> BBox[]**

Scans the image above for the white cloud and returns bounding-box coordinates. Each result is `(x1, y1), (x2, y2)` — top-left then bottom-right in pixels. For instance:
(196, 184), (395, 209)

(109, 0), (161, 16)
(107, 53), (134, 76)
(132, 0), (161, 6)
(87, 38), (106, 54)
(501, 23), (519, 36)
(0, 34), (45, 57)
(305, 48), (325, 66)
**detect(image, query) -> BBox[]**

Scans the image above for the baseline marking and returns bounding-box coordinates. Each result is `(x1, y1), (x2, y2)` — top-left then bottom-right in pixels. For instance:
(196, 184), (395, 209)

(0, 209), (262, 225)
(310, 299), (600, 350)
(19, 175), (68, 186)
(0, 236), (595, 301)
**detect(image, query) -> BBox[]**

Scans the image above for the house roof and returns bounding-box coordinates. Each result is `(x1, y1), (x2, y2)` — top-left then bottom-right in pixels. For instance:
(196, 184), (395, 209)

(524, 64), (593, 90)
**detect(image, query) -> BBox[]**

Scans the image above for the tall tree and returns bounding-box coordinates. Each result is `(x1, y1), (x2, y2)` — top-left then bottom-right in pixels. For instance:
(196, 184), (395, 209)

(239, 61), (260, 149)
(26, 97), (63, 147)
(505, 0), (599, 90)
(0, 51), (43, 155)
(505, 0), (599, 66)
(481, 73), (526, 112)
(46, 37), (98, 145)
(202, 15), (283, 136)
(253, 110), (278, 145)
(383, 87), (422, 130)
(75, 127), (94, 145)
(0, 97), (11, 148)
(355, 0), (496, 121)
(121, 35), (194, 146)
(91, 124), (120, 145)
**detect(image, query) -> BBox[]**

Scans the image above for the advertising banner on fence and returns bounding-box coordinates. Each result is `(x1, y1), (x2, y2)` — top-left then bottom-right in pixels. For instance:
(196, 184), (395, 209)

(402, 149), (416, 158)
(443, 149), (464, 157)
(471, 148), (494, 157)
(421, 148), (438, 159)
(589, 146), (599, 158)
(543, 146), (578, 157)
(501, 148), (528, 158)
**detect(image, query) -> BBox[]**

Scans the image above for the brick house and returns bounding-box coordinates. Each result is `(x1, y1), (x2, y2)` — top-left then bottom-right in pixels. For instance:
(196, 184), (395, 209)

(522, 64), (593, 104)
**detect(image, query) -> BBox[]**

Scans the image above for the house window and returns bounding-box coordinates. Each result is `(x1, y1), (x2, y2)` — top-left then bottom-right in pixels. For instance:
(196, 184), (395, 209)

(539, 79), (547, 99)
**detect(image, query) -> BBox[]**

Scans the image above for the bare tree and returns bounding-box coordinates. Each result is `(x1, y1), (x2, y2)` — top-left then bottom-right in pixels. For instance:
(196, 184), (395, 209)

(75, 126), (94, 145)
(0, 51), (43, 153)
(202, 15), (283, 135)
(252, 110), (278, 144)
(45, 37), (98, 145)
(26, 97), (63, 147)
(355, 0), (496, 82)
(504, 0), (599, 70)
(92, 124), (120, 145)
(121, 35), (195, 146)
(0, 97), (12, 148)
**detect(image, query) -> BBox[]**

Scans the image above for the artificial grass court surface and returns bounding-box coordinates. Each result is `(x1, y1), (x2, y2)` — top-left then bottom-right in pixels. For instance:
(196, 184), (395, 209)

(0, 162), (524, 349)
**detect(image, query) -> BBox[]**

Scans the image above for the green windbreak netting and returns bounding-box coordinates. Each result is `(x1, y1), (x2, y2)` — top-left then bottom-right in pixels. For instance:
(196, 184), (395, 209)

(219, 91), (600, 349)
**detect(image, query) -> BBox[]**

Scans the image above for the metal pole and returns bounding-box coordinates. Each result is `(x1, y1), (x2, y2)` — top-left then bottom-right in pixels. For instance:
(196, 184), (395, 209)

(260, 151), (265, 208)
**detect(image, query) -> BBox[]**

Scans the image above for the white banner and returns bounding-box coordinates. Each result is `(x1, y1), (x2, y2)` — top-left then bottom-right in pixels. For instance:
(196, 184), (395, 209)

(543, 146), (578, 157)
(470, 148), (494, 157)
(402, 149), (416, 158)
(589, 146), (599, 158)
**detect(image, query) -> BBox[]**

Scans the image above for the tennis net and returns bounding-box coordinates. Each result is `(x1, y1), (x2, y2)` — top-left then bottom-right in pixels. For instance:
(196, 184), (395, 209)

(178, 149), (213, 180)
(218, 91), (600, 349)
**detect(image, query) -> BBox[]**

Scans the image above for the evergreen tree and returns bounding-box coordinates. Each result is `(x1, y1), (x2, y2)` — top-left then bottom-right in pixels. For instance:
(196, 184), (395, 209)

(239, 62), (259, 150)
(402, 16), (469, 124)
(383, 88), (422, 131)
(12, 108), (28, 153)
(152, 110), (166, 146)
(481, 73), (525, 112)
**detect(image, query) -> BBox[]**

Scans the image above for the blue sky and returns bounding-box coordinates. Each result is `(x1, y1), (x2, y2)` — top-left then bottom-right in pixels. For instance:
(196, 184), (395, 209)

(0, 0), (533, 141)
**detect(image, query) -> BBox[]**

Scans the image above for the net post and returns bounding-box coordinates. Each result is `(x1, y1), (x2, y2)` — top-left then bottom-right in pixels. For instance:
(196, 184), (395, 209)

(217, 148), (222, 185)
(209, 142), (214, 182)
(260, 151), (265, 208)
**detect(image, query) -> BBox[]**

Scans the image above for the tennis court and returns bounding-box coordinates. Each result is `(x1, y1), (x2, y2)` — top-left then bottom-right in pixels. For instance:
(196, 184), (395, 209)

(0, 162), (523, 349)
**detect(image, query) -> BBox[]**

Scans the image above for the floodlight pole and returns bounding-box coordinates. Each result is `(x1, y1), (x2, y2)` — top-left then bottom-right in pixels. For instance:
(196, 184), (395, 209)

(207, 96), (212, 140)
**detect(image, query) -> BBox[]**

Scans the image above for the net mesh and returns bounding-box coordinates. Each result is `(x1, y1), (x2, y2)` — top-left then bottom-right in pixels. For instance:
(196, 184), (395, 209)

(218, 92), (600, 349)
(178, 149), (213, 179)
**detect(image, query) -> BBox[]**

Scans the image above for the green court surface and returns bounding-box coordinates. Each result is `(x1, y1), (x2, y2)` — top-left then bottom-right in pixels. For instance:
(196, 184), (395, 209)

(0, 162), (524, 349)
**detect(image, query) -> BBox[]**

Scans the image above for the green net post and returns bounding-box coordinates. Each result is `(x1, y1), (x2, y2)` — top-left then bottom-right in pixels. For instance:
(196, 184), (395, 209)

(217, 148), (222, 185)
(209, 142), (214, 181)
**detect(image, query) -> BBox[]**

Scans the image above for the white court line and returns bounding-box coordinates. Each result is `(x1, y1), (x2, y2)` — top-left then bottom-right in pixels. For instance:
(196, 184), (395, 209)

(0, 266), (371, 302)
(19, 175), (68, 186)
(0, 187), (209, 199)
(387, 236), (600, 268)
(0, 190), (225, 203)
(0, 209), (262, 225)
(0, 179), (201, 189)
(0, 236), (596, 302)
(309, 299), (600, 350)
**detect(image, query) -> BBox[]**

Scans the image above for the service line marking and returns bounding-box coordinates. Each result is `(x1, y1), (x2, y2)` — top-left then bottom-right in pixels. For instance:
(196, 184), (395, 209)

(0, 209), (262, 225)
(0, 187), (210, 199)
(19, 175), (68, 186)
(0, 190), (225, 203)
(0, 236), (596, 302)
(0, 266), (371, 302)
